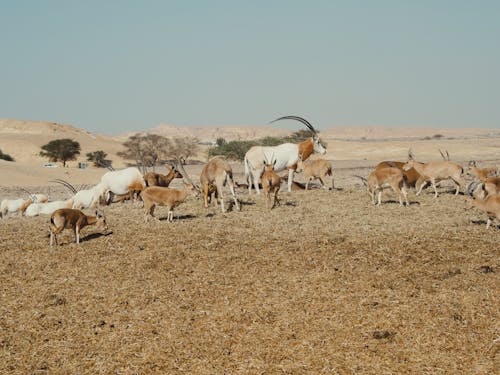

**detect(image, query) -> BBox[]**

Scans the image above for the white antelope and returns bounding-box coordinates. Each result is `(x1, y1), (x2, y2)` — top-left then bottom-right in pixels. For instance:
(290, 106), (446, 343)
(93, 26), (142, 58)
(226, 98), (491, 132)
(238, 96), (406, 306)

(403, 159), (464, 198)
(0, 198), (33, 218)
(261, 160), (281, 209)
(296, 156), (334, 190)
(25, 198), (74, 217)
(200, 156), (240, 212)
(90, 167), (146, 208)
(244, 116), (327, 194)
(49, 208), (108, 245)
(140, 184), (199, 223)
(358, 167), (409, 206)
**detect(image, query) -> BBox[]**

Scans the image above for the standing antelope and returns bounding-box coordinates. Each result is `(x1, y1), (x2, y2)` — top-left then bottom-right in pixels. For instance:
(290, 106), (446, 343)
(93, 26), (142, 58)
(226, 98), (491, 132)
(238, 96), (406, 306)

(467, 162), (498, 182)
(296, 155), (334, 190)
(49, 208), (108, 245)
(466, 194), (500, 229)
(200, 157), (240, 212)
(244, 116), (327, 194)
(363, 167), (409, 206)
(90, 167), (146, 208)
(403, 159), (464, 198)
(376, 149), (426, 191)
(140, 184), (198, 223)
(261, 159), (281, 209)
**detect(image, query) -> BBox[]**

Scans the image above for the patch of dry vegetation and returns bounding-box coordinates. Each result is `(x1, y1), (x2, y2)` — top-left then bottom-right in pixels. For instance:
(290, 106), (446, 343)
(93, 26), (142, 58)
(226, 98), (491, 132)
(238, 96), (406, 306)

(0, 187), (499, 374)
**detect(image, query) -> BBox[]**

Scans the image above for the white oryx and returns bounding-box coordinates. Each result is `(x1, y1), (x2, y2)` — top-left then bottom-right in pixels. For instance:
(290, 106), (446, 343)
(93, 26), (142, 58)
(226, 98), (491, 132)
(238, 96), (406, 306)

(90, 167), (146, 208)
(244, 116), (327, 193)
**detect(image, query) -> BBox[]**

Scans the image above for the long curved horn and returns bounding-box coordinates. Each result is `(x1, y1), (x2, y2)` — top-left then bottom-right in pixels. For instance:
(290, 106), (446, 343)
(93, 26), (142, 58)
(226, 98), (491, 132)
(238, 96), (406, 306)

(270, 115), (318, 134)
(174, 159), (201, 192)
(50, 179), (77, 194)
(20, 187), (34, 196)
(353, 175), (368, 187)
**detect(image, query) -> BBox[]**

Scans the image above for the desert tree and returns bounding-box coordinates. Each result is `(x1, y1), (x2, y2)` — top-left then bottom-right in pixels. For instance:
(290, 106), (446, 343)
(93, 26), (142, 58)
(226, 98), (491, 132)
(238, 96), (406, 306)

(86, 150), (111, 168)
(164, 137), (200, 164)
(39, 138), (81, 167)
(117, 133), (170, 173)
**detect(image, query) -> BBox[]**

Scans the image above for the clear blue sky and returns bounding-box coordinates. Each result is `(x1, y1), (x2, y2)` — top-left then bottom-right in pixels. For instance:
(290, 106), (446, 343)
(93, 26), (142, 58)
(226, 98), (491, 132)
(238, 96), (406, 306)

(1, 0), (499, 133)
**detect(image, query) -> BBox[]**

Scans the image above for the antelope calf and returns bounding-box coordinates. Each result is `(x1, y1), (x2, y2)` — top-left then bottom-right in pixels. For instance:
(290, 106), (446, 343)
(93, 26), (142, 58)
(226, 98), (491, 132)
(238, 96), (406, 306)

(49, 208), (108, 245)
(261, 160), (281, 209)
(296, 156), (334, 190)
(403, 160), (464, 198)
(467, 162), (498, 182)
(140, 184), (198, 222)
(200, 157), (240, 212)
(366, 167), (409, 206)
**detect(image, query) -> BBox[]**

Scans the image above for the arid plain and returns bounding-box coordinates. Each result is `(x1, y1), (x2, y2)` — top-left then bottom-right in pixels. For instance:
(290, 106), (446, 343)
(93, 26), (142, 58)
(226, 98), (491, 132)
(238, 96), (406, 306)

(1, 119), (499, 373)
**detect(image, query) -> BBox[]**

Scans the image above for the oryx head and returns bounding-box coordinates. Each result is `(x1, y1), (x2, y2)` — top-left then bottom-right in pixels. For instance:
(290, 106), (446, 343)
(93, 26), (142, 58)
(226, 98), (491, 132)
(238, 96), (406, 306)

(270, 115), (327, 155)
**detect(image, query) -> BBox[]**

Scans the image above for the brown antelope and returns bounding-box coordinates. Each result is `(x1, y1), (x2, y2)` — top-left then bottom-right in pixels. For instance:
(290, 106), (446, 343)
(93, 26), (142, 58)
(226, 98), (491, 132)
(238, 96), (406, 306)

(467, 161), (498, 182)
(296, 155), (334, 190)
(468, 178), (500, 199)
(403, 159), (464, 198)
(261, 160), (281, 209)
(140, 184), (199, 222)
(49, 208), (108, 245)
(144, 165), (183, 187)
(466, 194), (500, 229)
(361, 167), (408, 206)
(376, 149), (426, 191)
(199, 157), (240, 212)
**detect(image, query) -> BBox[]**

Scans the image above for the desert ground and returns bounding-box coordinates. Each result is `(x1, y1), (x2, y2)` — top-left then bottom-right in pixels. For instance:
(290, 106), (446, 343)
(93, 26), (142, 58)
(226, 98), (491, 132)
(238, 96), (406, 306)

(1, 121), (499, 373)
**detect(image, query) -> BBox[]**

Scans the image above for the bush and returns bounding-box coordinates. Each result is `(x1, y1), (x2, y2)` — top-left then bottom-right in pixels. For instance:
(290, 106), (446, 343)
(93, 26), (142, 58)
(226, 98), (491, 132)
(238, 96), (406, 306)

(0, 149), (14, 161)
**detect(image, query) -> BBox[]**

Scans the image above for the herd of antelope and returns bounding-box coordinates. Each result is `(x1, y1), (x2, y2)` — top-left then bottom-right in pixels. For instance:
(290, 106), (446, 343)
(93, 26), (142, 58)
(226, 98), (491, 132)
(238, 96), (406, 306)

(1, 116), (500, 245)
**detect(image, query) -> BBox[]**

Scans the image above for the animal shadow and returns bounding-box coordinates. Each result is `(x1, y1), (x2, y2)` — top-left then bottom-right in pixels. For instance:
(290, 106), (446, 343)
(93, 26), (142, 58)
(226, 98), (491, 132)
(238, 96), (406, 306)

(159, 214), (196, 221)
(79, 231), (114, 243)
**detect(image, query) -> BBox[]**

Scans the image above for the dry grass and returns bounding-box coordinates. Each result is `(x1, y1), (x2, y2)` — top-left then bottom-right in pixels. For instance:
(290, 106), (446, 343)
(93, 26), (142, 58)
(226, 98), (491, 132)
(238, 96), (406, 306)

(1, 184), (499, 374)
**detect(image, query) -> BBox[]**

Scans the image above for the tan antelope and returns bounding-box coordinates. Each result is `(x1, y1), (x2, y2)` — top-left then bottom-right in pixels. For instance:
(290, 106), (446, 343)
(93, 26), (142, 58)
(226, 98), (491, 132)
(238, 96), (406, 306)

(360, 167), (409, 206)
(140, 184), (199, 222)
(375, 149), (426, 191)
(467, 161), (498, 182)
(403, 159), (464, 198)
(296, 155), (334, 190)
(468, 178), (500, 199)
(199, 156), (240, 212)
(49, 208), (108, 245)
(466, 194), (500, 229)
(261, 159), (281, 209)
(144, 164), (183, 187)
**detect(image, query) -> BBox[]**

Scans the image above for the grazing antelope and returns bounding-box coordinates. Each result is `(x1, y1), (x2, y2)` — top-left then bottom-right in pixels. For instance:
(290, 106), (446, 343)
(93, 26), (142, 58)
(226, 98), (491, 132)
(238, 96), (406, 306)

(466, 194), (500, 229)
(49, 208), (108, 245)
(90, 167), (146, 207)
(362, 167), (409, 206)
(261, 160), (281, 209)
(144, 165), (183, 187)
(25, 198), (74, 217)
(200, 157), (240, 212)
(296, 156), (334, 190)
(244, 116), (327, 194)
(403, 159), (464, 198)
(0, 198), (33, 218)
(140, 184), (199, 223)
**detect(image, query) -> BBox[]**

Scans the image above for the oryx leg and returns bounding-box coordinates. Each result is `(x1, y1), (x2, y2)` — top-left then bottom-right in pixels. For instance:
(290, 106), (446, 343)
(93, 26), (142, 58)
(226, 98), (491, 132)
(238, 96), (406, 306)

(287, 168), (294, 192)
(227, 175), (240, 211)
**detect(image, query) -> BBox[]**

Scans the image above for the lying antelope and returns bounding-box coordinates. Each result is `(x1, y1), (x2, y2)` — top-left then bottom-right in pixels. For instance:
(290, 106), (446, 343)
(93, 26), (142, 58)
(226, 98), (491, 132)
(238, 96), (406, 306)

(200, 157), (240, 212)
(296, 155), (334, 190)
(49, 208), (108, 245)
(364, 167), (409, 206)
(261, 160), (281, 209)
(0, 198), (33, 218)
(140, 184), (198, 222)
(403, 159), (464, 198)
(25, 198), (74, 217)
(144, 165), (183, 187)
(466, 194), (500, 229)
